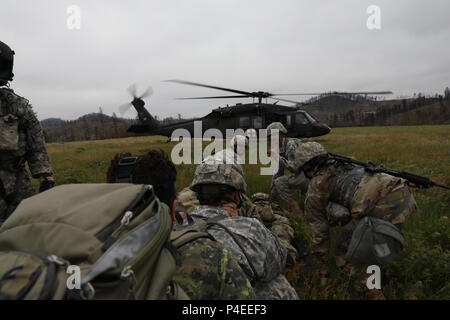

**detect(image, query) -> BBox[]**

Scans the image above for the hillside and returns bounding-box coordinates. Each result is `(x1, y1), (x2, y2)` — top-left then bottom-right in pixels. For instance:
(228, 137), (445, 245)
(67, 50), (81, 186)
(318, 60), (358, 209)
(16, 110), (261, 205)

(307, 95), (450, 127)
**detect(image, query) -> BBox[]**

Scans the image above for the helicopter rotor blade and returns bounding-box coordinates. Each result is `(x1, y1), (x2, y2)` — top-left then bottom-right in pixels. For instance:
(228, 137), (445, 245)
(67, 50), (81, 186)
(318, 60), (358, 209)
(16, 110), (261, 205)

(272, 90), (393, 96)
(176, 95), (251, 100)
(335, 91), (393, 95)
(127, 83), (137, 98)
(139, 86), (154, 99)
(272, 93), (324, 96)
(166, 79), (253, 96)
(119, 103), (133, 116)
(268, 97), (302, 104)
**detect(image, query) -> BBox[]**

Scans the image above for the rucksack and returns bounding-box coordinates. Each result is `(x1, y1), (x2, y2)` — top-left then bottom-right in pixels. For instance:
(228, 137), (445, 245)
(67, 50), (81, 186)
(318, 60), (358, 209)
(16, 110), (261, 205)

(345, 216), (406, 265)
(0, 183), (205, 300)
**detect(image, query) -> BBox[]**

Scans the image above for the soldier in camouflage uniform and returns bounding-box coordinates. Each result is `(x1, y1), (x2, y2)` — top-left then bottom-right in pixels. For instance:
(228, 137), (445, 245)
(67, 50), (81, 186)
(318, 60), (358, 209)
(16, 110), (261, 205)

(266, 122), (310, 217)
(177, 154), (299, 265)
(107, 150), (255, 300)
(0, 41), (54, 222)
(205, 134), (248, 166)
(297, 142), (417, 299)
(188, 161), (299, 300)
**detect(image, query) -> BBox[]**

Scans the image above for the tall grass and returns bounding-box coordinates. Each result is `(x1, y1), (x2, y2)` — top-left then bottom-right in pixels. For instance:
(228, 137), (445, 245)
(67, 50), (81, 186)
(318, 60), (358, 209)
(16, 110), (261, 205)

(44, 125), (450, 299)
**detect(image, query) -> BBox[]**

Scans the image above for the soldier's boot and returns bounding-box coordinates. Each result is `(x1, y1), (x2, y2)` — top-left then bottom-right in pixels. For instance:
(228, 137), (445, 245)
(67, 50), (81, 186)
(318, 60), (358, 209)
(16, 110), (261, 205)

(365, 289), (386, 300)
(287, 199), (303, 217)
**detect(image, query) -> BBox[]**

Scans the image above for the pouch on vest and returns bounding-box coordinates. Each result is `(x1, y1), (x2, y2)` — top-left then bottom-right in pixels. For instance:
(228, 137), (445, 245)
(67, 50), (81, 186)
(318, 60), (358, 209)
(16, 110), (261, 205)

(0, 115), (19, 151)
(345, 216), (405, 265)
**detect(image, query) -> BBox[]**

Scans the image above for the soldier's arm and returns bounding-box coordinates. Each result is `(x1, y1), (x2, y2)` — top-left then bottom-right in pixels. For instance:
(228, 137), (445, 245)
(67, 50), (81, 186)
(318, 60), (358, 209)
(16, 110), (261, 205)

(22, 105), (53, 178)
(304, 170), (336, 256)
(219, 247), (256, 300)
(279, 141), (302, 173)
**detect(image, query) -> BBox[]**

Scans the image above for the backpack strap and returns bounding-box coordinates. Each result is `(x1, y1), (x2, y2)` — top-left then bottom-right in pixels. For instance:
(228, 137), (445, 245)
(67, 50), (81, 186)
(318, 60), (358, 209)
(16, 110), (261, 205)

(170, 219), (212, 249)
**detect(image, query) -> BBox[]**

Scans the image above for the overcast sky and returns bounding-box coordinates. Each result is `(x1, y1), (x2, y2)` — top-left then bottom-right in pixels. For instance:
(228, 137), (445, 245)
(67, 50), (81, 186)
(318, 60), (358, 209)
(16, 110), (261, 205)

(1, 0), (449, 120)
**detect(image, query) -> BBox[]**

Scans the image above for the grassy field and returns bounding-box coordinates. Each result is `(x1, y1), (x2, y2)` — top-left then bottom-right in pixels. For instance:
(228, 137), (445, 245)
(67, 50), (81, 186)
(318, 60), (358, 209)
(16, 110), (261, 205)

(45, 125), (450, 299)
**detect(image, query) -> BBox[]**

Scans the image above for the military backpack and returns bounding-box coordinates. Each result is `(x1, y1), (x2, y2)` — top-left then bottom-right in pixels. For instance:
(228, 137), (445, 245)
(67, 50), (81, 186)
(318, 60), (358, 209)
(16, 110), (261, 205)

(345, 216), (405, 265)
(0, 183), (207, 300)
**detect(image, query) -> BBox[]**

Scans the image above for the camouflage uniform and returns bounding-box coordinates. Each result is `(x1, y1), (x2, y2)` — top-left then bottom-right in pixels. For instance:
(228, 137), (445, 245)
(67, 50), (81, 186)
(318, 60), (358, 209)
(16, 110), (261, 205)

(189, 205), (298, 300)
(272, 137), (310, 203)
(176, 188), (298, 265)
(173, 237), (255, 300)
(241, 193), (298, 265)
(305, 161), (417, 288)
(0, 88), (53, 220)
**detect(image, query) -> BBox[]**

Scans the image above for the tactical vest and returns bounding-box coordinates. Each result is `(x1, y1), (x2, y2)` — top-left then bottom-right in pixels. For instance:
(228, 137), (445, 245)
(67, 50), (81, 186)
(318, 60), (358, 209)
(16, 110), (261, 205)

(330, 165), (365, 208)
(0, 88), (20, 151)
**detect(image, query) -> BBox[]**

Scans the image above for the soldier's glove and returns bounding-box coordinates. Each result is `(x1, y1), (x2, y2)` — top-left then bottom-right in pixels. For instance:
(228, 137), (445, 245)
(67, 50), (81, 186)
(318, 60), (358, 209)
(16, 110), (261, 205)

(326, 202), (351, 226)
(39, 176), (55, 193)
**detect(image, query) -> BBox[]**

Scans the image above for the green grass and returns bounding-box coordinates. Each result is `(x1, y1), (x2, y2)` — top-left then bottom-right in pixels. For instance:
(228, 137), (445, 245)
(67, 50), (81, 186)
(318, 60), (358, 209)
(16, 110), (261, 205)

(43, 125), (450, 299)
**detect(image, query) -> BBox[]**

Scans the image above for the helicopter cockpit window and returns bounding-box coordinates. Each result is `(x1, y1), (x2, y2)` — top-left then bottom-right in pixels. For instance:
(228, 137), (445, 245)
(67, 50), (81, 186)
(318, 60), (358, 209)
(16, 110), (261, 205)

(286, 115), (292, 126)
(295, 113), (309, 125)
(305, 113), (317, 123)
(239, 117), (251, 127)
(253, 116), (263, 128)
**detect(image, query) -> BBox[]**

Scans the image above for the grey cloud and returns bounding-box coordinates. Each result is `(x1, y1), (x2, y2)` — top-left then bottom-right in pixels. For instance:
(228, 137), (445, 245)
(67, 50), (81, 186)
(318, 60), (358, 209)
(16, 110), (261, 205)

(1, 0), (449, 120)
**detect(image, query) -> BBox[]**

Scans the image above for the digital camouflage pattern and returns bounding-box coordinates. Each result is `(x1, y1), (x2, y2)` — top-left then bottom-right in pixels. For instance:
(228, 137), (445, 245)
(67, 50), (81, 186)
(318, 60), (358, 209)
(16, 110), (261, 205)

(242, 193), (298, 265)
(176, 188), (298, 265)
(272, 136), (307, 202)
(190, 162), (246, 193)
(0, 88), (52, 220)
(304, 161), (417, 289)
(254, 274), (299, 300)
(189, 205), (298, 299)
(173, 237), (255, 300)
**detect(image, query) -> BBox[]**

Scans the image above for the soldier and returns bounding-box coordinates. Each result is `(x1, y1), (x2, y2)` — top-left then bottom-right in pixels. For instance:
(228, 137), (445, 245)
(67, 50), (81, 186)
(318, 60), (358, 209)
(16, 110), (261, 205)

(107, 150), (255, 300)
(266, 122), (310, 217)
(297, 142), (417, 299)
(177, 152), (299, 266)
(241, 192), (298, 266)
(0, 41), (54, 223)
(176, 135), (248, 212)
(205, 134), (248, 166)
(188, 161), (299, 300)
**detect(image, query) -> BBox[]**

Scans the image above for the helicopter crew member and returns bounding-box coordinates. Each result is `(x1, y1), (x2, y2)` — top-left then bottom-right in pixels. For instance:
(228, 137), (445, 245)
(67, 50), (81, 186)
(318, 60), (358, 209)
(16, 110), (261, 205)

(297, 142), (417, 299)
(267, 122), (310, 217)
(0, 40), (54, 223)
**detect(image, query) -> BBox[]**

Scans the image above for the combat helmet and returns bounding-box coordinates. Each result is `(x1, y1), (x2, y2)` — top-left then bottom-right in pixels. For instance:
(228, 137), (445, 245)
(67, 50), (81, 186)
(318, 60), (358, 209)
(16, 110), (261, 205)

(296, 141), (327, 169)
(0, 41), (15, 83)
(250, 192), (270, 202)
(266, 122), (288, 135)
(191, 162), (247, 193)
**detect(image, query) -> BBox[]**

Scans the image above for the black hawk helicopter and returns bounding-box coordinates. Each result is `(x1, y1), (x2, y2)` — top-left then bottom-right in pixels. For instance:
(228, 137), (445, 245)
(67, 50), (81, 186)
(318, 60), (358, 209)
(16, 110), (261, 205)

(122, 80), (392, 138)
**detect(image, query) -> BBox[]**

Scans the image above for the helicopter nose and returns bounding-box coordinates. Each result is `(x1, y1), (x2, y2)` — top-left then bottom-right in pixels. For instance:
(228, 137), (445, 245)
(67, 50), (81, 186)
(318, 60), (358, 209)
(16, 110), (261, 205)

(314, 123), (331, 136)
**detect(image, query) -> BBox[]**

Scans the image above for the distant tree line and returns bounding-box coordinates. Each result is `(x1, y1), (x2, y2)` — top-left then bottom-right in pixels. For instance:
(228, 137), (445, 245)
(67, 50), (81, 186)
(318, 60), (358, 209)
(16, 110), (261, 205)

(322, 92), (450, 127)
(41, 108), (193, 143)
